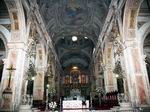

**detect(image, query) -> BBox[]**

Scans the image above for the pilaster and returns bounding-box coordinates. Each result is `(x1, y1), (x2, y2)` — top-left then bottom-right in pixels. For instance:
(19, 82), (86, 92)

(33, 68), (45, 101)
(123, 40), (150, 106)
(0, 42), (27, 111)
(104, 42), (117, 92)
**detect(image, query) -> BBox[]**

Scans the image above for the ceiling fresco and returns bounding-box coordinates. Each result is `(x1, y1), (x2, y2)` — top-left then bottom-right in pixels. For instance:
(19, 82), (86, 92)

(37, 0), (111, 71)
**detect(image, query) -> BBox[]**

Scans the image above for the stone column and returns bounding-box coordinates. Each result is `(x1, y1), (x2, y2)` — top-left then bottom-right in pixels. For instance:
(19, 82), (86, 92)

(0, 59), (7, 89)
(32, 44), (45, 102)
(95, 60), (99, 88)
(123, 41), (150, 106)
(104, 43), (117, 92)
(122, 0), (150, 106)
(0, 42), (27, 111)
(0, 59), (8, 108)
(33, 71), (45, 101)
(95, 57), (104, 90)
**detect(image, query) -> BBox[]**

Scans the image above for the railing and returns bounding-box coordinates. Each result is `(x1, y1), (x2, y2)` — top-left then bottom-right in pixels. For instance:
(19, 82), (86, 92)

(111, 108), (141, 112)
(92, 91), (119, 110)
(21, 94), (33, 105)
(91, 108), (141, 112)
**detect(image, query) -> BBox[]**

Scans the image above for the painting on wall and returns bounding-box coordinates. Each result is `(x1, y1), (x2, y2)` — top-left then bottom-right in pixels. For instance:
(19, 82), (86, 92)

(64, 75), (70, 84)
(71, 72), (79, 84)
(130, 10), (137, 29)
(107, 48), (111, 59)
(81, 75), (86, 84)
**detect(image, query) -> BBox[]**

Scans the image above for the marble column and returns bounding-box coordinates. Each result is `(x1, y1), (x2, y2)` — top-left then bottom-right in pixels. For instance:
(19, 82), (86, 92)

(0, 59), (8, 108)
(0, 42), (27, 111)
(95, 58), (104, 90)
(104, 43), (117, 92)
(33, 45), (45, 101)
(33, 71), (45, 101)
(123, 41), (150, 106)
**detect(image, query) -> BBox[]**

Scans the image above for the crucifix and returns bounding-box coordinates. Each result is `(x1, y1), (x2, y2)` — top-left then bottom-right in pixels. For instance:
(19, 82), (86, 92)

(2, 64), (16, 110)
(6, 64), (16, 89)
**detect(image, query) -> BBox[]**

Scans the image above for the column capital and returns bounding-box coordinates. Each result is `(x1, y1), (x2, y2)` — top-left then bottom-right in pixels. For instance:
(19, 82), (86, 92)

(7, 42), (26, 50)
(124, 40), (138, 48)
(36, 66), (47, 73)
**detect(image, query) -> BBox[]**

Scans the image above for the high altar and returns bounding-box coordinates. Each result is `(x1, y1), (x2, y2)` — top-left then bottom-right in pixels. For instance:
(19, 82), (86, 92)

(62, 89), (89, 111)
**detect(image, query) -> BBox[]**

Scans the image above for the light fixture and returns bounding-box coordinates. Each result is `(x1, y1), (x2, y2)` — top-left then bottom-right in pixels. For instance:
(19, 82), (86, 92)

(72, 36), (78, 41)
(84, 36), (88, 39)
(72, 66), (78, 69)
(47, 84), (50, 88)
(31, 76), (35, 80)
(115, 74), (119, 78)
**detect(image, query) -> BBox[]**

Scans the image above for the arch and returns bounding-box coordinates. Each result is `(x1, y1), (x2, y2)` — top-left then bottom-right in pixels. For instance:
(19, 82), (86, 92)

(136, 1), (150, 88)
(1, 1), (28, 110)
(122, 0), (150, 105)
(123, 0), (144, 40)
(4, 0), (26, 42)
(138, 22), (150, 85)
(0, 25), (11, 42)
(142, 31), (150, 96)
(138, 22), (150, 54)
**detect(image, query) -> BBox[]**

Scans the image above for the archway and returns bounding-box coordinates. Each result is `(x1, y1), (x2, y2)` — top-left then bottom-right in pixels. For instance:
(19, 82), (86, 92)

(137, 0), (150, 86)
(122, 0), (150, 105)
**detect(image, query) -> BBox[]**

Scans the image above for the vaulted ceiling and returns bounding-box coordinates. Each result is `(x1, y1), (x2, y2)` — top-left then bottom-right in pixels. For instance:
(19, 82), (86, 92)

(37, 0), (111, 71)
